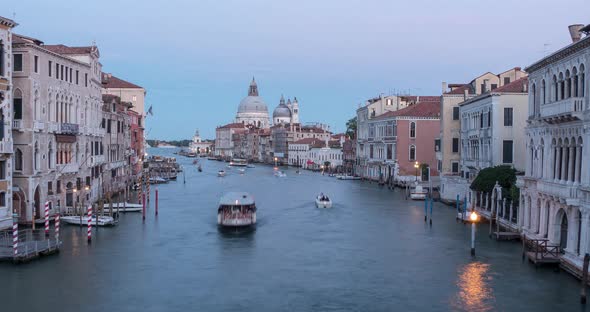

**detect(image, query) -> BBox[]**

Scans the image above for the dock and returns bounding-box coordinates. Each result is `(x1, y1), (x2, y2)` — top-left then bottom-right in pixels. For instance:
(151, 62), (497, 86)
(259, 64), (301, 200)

(0, 230), (61, 264)
(522, 237), (560, 266)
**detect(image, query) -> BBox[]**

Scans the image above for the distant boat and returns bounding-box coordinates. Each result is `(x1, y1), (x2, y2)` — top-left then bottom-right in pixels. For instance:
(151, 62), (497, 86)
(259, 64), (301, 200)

(229, 158), (248, 167)
(61, 215), (117, 226)
(238, 168), (245, 174)
(149, 177), (168, 184)
(410, 184), (428, 200)
(337, 175), (361, 180)
(274, 171), (286, 178)
(102, 203), (143, 212)
(315, 194), (332, 208)
(218, 170), (226, 177)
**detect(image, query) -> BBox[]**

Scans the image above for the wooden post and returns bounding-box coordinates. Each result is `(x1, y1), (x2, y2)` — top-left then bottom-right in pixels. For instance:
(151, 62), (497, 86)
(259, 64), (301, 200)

(522, 235), (526, 262)
(496, 198), (501, 236)
(155, 189), (159, 216)
(489, 192), (494, 238)
(142, 193), (146, 222)
(582, 253), (589, 304)
(509, 201), (514, 225)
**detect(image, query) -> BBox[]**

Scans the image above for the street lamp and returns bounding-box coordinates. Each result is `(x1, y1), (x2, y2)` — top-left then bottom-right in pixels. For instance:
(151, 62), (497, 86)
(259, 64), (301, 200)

(469, 211), (478, 256)
(414, 161), (420, 181)
(274, 157), (278, 167)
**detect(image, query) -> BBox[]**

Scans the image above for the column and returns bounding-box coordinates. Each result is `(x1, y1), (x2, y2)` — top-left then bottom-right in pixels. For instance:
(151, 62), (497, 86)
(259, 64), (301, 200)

(568, 145), (575, 183)
(579, 210), (590, 256)
(553, 145), (558, 180)
(560, 145), (566, 182)
(566, 208), (578, 255)
(575, 144), (582, 184)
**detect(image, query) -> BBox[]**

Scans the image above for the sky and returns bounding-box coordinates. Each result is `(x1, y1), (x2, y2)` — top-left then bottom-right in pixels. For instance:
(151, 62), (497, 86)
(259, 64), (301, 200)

(5, 0), (589, 139)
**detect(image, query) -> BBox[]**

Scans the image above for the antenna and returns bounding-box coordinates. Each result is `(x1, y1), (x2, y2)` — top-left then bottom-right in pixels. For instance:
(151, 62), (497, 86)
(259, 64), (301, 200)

(543, 43), (550, 56)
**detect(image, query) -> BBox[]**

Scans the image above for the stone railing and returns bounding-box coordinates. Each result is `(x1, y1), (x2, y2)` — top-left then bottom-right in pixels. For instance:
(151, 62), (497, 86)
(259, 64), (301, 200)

(540, 97), (584, 118)
(56, 163), (79, 174)
(90, 155), (105, 166)
(59, 123), (79, 135)
(0, 140), (12, 154)
(33, 120), (44, 131)
(12, 120), (22, 130)
(537, 180), (579, 200)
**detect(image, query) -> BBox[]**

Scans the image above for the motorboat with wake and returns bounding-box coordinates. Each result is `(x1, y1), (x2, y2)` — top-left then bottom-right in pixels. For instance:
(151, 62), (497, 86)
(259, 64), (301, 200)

(238, 168), (246, 174)
(218, 170), (226, 177)
(217, 192), (257, 227)
(315, 193), (332, 208)
(410, 183), (428, 200)
(274, 171), (287, 177)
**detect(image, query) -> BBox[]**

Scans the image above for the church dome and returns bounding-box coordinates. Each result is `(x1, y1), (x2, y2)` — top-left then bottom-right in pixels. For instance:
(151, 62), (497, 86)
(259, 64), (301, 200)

(237, 78), (269, 114)
(273, 104), (292, 118)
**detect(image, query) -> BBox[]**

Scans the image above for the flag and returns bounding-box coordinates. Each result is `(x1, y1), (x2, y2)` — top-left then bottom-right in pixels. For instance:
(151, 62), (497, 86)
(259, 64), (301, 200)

(147, 105), (153, 116)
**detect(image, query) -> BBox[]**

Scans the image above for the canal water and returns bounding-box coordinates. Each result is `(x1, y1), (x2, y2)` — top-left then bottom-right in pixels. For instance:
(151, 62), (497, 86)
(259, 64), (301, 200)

(0, 147), (587, 311)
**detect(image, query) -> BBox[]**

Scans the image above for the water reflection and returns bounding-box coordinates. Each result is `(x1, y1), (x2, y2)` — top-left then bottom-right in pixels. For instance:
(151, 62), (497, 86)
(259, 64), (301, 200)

(451, 262), (495, 312)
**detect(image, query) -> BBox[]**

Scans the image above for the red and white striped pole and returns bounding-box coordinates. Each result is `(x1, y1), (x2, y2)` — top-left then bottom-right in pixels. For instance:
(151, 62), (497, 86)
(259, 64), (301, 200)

(44, 201), (50, 237)
(12, 219), (18, 257)
(87, 205), (92, 244)
(55, 213), (60, 246)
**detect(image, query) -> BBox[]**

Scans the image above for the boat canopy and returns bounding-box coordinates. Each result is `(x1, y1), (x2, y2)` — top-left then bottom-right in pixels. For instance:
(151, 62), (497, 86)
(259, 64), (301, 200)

(219, 192), (255, 206)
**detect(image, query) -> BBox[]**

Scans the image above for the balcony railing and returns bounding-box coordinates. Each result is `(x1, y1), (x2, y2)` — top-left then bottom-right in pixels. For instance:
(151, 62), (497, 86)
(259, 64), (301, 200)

(48, 123), (58, 133)
(59, 123), (79, 135)
(12, 120), (23, 130)
(540, 97), (584, 119)
(56, 163), (79, 174)
(0, 140), (12, 154)
(537, 179), (579, 200)
(90, 155), (105, 166)
(33, 120), (44, 131)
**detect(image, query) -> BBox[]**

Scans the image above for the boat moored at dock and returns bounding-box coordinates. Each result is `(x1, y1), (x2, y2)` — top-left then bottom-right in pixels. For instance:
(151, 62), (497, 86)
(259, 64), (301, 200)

(229, 158), (248, 167)
(217, 192), (257, 227)
(60, 215), (117, 226)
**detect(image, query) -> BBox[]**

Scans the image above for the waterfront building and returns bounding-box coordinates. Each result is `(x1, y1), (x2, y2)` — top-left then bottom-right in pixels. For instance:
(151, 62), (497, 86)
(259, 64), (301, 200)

(342, 136), (356, 175)
(0, 16), (17, 230)
(127, 108), (144, 176)
(517, 24), (590, 271)
(235, 78), (270, 128)
(439, 67), (527, 201)
(366, 98), (440, 183)
(101, 73), (146, 176)
(100, 94), (132, 196)
(189, 129), (213, 155)
(215, 123), (246, 159)
(288, 136), (344, 170)
(455, 77), (529, 204)
(11, 33), (104, 223)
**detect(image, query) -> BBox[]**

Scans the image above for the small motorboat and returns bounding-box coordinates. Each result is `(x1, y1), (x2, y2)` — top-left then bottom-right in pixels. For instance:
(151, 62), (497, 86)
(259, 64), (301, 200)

(217, 192), (257, 227)
(246, 164), (256, 168)
(218, 170), (226, 177)
(102, 202), (143, 212)
(149, 176), (168, 184)
(198, 165), (202, 172)
(337, 175), (361, 180)
(238, 168), (246, 174)
(315, 194), (332, 208)
(274, 171), (287, 177)
(61, 215), (117, 226)
(410, 184), (428, 200)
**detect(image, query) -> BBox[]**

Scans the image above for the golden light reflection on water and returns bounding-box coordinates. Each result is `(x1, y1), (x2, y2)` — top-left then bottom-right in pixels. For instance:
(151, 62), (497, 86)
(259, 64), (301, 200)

(452, 262), (495, 312)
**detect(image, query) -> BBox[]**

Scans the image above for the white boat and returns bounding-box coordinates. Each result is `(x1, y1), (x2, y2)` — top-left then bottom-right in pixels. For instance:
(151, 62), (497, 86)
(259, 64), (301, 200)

(102, 202), (143, 212)
(337, 175), (361, 180)
(246, 164), (255, 168)
(149, 177), (168, 184)
(274, 171), (287, 177)
(218, 170), (226, 177)
(315, 194), (332, 208)
(217, 192), (257, 227)
(410, 184), (428, 200)
(238, 168), (246, 174)
(228, 158), (248, 167)
(61, 215), (117, 226)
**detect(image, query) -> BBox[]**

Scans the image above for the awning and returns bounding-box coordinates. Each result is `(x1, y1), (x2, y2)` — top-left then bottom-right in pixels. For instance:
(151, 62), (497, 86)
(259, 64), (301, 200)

(55, 134), (76, 143)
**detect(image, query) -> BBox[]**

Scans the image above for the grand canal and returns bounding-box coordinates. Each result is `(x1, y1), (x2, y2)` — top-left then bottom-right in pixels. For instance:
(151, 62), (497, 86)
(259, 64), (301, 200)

(0, 148), (587, 311)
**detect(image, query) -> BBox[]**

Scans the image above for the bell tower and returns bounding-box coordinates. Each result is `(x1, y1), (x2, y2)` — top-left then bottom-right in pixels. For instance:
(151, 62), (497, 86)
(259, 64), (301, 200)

(291, 97), (299, 124)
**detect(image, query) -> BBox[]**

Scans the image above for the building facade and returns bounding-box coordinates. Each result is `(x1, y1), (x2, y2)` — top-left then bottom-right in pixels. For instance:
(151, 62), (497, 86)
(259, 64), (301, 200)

(215, 123), (245, 159)
(0, 16), (17, 229)
(189, 129), (213, 155)
(517, 24), (590, 271)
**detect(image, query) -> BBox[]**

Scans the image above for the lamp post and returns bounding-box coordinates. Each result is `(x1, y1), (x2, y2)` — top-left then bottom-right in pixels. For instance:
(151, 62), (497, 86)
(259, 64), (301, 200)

(414, 161), (420, 181)
(469, 211), (478, 256)
(274, 157), (278, 168)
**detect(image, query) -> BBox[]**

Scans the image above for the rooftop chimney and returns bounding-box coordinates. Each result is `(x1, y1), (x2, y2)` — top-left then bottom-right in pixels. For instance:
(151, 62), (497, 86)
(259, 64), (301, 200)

(483, 79), (490, 93)
(522, 82), (528, 93)
(569, 24), (584, 43)
(463, 89), (468, 101)
(442, 82), (448, 94)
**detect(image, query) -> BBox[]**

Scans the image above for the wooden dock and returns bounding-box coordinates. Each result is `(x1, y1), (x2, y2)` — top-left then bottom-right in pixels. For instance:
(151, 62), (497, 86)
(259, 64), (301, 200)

(0, 230), (61, 264)
(522, 237), (560, 266)
(493, 231), (521, 241)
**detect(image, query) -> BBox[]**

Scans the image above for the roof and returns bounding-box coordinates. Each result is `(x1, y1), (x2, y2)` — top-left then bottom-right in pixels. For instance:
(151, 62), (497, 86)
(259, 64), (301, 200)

(102, 94), (121, 103)
(292, 138), (322, 145)
(374, 100), (440, 120)
(445, 84), (474, 95)
(217, 123), (245, 129)
(219, 192), (255, 206)
(13, 33), (43, 45)
(43, 44), (94, 55)
(101, 73), (144, 89)
(0, 16), (17, 28)
(491, 77), (528, 93)
(526, 30), (590, 73)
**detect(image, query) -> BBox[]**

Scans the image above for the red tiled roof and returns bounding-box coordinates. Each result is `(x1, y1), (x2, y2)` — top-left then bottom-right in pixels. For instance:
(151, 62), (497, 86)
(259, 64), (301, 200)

(101, 73), (143, 89)
(13, 33), (43, 45)
(375, 100), (440, 119)
(445, 84), (474, 95)
(43, 44), (93, 55)
(401, 96), (440, 102)
(217, 123), (245, 129)
(492, 77), (528, 93)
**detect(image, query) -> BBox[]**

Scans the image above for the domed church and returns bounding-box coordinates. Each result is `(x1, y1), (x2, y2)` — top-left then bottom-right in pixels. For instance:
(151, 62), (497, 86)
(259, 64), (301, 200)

(235, 77), (271, 128)
(272, 95), (300, 125)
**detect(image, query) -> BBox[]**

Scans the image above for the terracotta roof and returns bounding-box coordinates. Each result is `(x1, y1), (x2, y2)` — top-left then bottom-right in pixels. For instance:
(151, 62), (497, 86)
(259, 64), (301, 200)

(292, 138), (322, 145)
(101, 73), (143, 89)
(43, 44), (93, 55)
(445, 84), (474, 95)
(401, 96), (440, 102)
(217, 123), (245, 129)
(374, 100), (440, 120)
(492, 77), (528, 93)
(13, 33), (43, 45)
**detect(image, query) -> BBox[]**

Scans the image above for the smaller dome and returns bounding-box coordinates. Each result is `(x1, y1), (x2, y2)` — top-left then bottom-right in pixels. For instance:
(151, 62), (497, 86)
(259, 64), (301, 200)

(273, 103), (292, 118)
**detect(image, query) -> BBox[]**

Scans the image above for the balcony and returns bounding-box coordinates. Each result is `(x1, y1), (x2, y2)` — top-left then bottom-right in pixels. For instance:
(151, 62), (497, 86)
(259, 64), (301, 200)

(56, 163), (79, 174)
(12, 120), (23, 130)
(106, 160), (126, 170)
(33, 120), (44, 132)
(59, 123), (79, 135)
(48, 123), (58, 133)
(540, 97), (584, 123)
(0, 140), (12, 154)
(90, 155), (105, 166)
(537, 180), (579, 204)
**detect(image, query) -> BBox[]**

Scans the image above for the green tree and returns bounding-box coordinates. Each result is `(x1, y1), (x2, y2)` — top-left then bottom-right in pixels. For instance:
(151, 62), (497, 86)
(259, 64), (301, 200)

(470, 165), (517, 201)
(345, 117), (357, 139)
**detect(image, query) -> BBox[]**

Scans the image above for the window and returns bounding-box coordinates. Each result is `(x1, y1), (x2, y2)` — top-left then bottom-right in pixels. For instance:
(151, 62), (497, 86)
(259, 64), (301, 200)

(386, 144), (393, 160)
(369, 145), (374, 158)
(452, 107), (459, 120)
(107, 120), (111, 133)
(14, 149), (23, 171)
(504, 77), (511, 85)
(451, 162), (459, 173)
(437, 160), (442, 171)
(0, 40), (4, 76)
(56, 63), (59, 79)
(34, 56), (39, 73)
(502, 140), (513, 163)
(491, 84), (498, 90)
(69, 68), (73, 83)
(0, 161), (5, 179)
(61, 65), (64, 80)
(13, 54), (23, 71)
(132, 95), (137, 102)
(409, 122), (416, 138)
(85, 73), (88, 87)
(409, 145), (416, 161)
(13, 91), (23, 120)
(488, 110), (491, 127)
(504, 108), (513, 126)
(479, 113), (483, 128)
(65, 66), (68, 81)
(86, 176), (91, 187)
(0, 192), (5, 207)
(47, 182), (53, 195)
(452, 138), (459, 153)
(57, 181), (61, 194)
(76, 70), (79, 84)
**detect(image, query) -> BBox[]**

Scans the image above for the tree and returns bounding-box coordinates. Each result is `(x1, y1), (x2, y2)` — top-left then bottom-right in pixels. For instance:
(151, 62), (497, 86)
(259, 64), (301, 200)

(470, 165), (517, 201)
(345, 117), (357, 139)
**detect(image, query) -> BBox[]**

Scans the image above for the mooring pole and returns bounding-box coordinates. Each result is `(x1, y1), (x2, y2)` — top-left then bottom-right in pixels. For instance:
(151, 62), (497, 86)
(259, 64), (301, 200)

(429, 196), (433, 226)
(471, 221), (476, 256)
(142, 193), (146, 222)
(155, 189), (159, 216)
(424, 197), (428, 222)
(581, 253), (589, 304)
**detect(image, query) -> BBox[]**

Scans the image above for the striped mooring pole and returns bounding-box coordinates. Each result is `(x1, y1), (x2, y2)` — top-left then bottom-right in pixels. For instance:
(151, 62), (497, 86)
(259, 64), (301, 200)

(87, 205), (92, 244)
(146, 172), (150, 202)
(44, 201), (50, 237)
(137, 174), (143, 202)
(55, 213), (60, 246)
(12, 217), (18, 257)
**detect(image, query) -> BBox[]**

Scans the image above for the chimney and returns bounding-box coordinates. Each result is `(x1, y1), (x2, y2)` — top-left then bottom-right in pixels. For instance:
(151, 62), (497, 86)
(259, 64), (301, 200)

(522, 82), (528, 93)
(463, 89), (469, 101)
(442, 82), (448, 94)
(417, 96), (420, 103)
(483, 79), (490, 93)
(569, 24), (584, 43)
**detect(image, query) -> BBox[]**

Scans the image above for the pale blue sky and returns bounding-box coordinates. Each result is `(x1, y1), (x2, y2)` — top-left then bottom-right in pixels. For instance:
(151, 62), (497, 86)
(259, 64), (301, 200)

(5, 0), (589, 139)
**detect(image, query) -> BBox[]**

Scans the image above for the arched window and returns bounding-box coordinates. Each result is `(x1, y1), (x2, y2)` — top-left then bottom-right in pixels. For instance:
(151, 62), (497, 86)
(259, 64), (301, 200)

(47, 91), (52, 122)
(553, 75), (558, 102)
(0, 109), (4, 141)
(573, 67), (579, 97)
(532, 83), (537, 116)
(13, 88), (23, 120)
(14, 149), (23, 171)
(409, 144), (416, 161)
(55, 94), (59, 122)
(76, 143), (80, 163)
(581, 64), (586, 97)
(559, 72), (565, 100)
(48, 142), (53, 169)
(565, 70), (571, 98)
(34, 142), (39, 171)
(409, 122), (416, 138)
